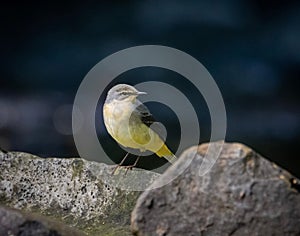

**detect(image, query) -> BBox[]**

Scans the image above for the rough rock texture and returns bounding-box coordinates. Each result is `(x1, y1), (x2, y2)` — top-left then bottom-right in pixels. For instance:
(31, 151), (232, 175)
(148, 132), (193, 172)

(0, 205), (85, 236)
(0, 150), (147, 235)
(131, 142), (300, 236)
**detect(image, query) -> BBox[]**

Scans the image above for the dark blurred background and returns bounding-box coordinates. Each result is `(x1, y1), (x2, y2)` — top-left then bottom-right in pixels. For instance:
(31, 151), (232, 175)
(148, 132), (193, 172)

(0, 1), (299, 176)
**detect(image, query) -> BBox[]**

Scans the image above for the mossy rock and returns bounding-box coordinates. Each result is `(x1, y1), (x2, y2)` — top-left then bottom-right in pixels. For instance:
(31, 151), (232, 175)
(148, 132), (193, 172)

(0, 150), (150, 235)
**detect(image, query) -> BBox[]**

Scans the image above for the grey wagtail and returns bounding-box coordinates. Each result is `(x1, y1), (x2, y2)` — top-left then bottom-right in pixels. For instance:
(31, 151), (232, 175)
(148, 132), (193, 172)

(103, 84), (177, 172)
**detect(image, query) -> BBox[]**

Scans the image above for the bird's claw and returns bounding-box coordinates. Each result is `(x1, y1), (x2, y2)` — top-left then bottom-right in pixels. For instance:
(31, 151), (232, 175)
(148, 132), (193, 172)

(111, 165), (135, 176)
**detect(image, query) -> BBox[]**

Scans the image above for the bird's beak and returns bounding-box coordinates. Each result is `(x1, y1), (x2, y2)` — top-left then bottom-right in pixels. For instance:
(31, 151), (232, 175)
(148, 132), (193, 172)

(137, 91), (147, 95)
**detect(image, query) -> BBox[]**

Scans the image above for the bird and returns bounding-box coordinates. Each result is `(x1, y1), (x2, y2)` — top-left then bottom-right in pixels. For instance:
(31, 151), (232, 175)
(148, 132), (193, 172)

(103, 84), (177, 174)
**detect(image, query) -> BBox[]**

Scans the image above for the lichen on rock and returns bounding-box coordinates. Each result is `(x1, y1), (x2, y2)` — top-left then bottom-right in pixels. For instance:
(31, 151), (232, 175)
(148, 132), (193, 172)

(0, 150), (141, 235)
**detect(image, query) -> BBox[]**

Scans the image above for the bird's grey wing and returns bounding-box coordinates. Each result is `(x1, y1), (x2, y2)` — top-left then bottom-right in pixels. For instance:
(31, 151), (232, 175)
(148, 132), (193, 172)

(130, 102), (166, 141)
(135, 103), (156, 127)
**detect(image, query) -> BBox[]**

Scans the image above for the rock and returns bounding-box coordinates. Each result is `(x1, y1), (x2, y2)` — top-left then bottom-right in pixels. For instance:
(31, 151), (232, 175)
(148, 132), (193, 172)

(131, 142), (300, 236)
(0, 150), (145, 235)
(0, 205), (85, 236)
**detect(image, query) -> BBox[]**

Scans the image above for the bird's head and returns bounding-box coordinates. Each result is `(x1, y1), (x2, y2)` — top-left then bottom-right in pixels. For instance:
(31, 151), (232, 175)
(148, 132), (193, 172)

(105, 84), (146, 103)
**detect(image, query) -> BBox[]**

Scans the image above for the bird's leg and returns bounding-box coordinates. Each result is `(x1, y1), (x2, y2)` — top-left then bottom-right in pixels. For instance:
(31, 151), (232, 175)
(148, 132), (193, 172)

(124, 156), (140, 175)
(111, 152), (130, 175)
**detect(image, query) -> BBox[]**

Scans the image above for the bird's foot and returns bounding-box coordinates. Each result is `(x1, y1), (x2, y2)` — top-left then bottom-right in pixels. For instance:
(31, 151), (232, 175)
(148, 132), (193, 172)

(111, 155), (140, 176)
(111, 165), (120, 176)
(111, 164), (136, 176)
(123, 165), (135, 175)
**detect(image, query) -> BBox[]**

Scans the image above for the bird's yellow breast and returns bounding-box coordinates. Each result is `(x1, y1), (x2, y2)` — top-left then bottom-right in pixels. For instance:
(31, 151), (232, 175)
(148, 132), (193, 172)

(103, 101), (141, 149)
(103, 100), (165, 153)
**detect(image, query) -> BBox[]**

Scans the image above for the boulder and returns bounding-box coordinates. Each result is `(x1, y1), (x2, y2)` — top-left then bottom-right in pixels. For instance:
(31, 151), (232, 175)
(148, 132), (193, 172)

(0, 150), (145, 235)
(131, 142), (300, 236)
(0, 205), (85, 236)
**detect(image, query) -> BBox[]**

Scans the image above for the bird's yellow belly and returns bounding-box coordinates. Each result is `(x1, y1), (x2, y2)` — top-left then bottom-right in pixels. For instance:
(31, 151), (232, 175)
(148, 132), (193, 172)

(103, 103), (140, 149)
(106, 117), (141, 149)
(103, 103), (164, 153)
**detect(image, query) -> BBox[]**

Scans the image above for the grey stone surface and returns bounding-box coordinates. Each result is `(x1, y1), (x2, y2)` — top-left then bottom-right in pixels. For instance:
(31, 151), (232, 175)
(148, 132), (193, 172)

(0, 205), (85, 236)
(0, 150), (148, 235)
(131, 142), (300, 236)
